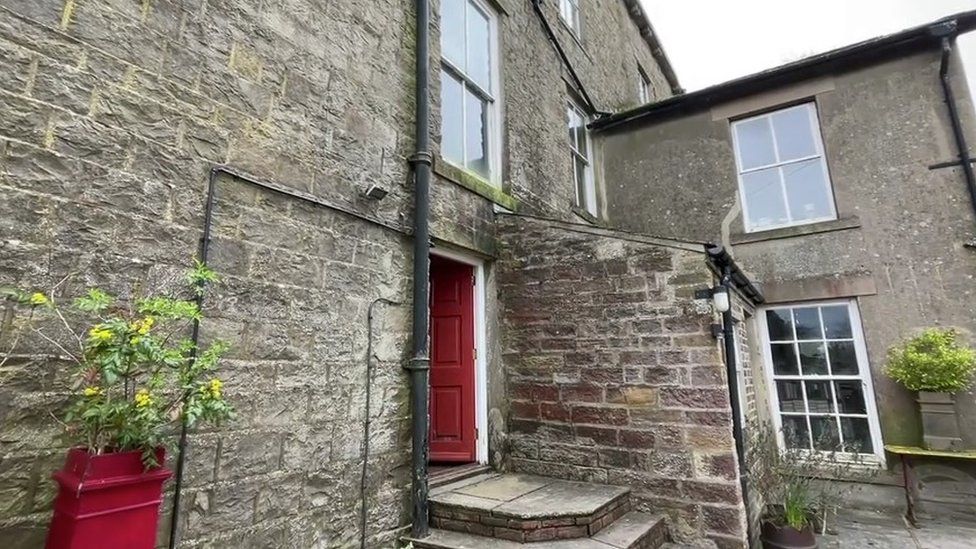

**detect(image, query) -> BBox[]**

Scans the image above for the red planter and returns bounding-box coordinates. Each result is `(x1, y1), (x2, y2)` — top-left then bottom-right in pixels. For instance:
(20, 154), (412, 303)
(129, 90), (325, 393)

(45, 447), (172, 549)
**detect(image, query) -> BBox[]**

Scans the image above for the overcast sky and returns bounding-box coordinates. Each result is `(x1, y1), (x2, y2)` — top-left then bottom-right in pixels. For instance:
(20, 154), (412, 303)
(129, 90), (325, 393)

(641, 0), (976, 98)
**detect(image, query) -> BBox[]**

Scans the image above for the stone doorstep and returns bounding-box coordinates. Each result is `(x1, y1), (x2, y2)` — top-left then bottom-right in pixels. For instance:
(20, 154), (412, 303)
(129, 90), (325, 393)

(429, 474), (633, 542)
(406, 511), (668, 549)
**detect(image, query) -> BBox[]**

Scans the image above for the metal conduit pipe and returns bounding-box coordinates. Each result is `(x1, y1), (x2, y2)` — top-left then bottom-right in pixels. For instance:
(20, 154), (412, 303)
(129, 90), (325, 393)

(166, 165), (410, 548)
(408, 0), (433, 538)
(933, 24), (976, 231)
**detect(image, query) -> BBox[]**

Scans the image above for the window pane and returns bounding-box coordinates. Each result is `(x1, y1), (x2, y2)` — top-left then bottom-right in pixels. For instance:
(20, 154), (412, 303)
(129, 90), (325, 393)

(567, 106), (579, 148)
(742, 168), (788, 229)
(810, 416), (840, 450)
(464, 88), (489, 178)
(782, 416), (810, 449)
(828, 341), (858, 375)
(771, 343), (798, 375)
(574, 156), (587, 206)
(777, 380), (805, 412)
(735, 117), (776, 170)
(441, 0), (464, 69)
(805, 381), (834, 413)
(466, 4), (491, 92)
(771, 106), (816, 161)
(821, 305), (852, 338)
(841, 417), (874, 453)
(766, 309), (794, 341)
(835, 381), (867, 414)
(798, 342), (827, 375)
(783, 159), (833, 222)
(440, 71), (464, 165)
(792, 307), (822, 339)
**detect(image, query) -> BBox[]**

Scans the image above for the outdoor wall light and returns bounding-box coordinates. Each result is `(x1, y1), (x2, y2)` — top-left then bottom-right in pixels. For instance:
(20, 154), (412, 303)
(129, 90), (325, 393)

(363, 184), (389, 200)
(694, 285), (730, 313)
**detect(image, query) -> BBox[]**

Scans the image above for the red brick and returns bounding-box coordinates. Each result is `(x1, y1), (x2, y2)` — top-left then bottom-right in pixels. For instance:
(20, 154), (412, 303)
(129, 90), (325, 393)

(571, 405), (629, 426)
(540, 402), (571, 422)
(511, 400), (540, 420)
(510, 381), (559, 402)
(560, 383), (603, 403)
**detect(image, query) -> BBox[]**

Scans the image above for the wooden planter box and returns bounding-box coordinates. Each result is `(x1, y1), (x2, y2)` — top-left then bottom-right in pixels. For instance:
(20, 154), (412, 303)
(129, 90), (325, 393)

(917, 391), (963, 451)
(46, 447), (171, 549)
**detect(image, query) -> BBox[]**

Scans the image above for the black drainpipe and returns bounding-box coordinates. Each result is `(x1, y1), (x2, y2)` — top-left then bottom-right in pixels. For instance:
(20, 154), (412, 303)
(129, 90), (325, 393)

(408, 0), (433, 538)
(934, 25), (976, 228)
(706, 245), (759, 547)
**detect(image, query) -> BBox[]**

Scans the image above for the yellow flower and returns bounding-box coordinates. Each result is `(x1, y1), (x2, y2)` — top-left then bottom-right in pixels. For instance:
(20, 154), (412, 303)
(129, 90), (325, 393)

(88, 326), (114, 342)
(208, 378), (223, 399)
(134, 389), (153, 408)
(131, 316), (154, 335)
(29, 292), (48, 305)
(83, 386), (102, 397)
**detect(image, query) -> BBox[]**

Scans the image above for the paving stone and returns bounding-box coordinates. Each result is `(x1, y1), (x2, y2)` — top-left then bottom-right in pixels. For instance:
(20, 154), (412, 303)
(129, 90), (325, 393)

(455, 473), (554, 501)
(592, 512), (666, 549)
(493, 479), (629, 519)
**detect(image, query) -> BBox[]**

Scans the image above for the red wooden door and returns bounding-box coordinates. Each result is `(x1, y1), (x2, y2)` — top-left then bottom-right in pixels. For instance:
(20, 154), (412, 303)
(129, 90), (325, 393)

(429, 256), (476, 463)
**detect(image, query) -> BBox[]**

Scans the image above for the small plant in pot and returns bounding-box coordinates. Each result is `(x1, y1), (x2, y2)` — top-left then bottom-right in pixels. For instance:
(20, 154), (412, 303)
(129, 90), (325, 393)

(749, 427), (874, 549)
(885, 328), (976, 450)
(1, 263), (232, 549)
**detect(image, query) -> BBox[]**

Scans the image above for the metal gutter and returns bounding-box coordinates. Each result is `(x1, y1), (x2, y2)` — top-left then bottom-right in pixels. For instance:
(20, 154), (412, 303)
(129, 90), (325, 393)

(592, 10), (976, 132)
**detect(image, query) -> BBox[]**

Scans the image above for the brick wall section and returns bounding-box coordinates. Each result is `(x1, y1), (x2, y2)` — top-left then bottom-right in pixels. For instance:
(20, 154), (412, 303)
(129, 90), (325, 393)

(497, 215), (748, 548)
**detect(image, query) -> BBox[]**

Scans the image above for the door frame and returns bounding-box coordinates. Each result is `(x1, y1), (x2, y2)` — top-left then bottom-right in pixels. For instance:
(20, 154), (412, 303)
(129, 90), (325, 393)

(430, 247), (488, 464)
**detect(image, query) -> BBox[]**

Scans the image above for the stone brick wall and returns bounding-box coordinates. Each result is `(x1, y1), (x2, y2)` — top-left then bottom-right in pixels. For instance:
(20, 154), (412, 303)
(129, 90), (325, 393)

(497, 215), (748, 548)
(0, 0), (675, 548)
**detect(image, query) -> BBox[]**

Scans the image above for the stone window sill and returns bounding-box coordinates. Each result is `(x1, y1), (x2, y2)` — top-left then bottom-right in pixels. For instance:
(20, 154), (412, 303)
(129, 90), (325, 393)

(571, 205), (598, 225)
(731, 216), (861, 245)
(434, 159), (518, 211)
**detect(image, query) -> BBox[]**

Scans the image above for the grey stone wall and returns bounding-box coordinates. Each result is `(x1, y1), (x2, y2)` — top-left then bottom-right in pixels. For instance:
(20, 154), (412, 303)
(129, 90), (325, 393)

(0, 0), (673, 547)
(598, 48), (976, 454)
(496, 215), (748, 548)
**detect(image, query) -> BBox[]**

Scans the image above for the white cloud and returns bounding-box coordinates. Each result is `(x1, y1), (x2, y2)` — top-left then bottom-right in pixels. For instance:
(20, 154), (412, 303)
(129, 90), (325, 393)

(641, 0), (976, 99)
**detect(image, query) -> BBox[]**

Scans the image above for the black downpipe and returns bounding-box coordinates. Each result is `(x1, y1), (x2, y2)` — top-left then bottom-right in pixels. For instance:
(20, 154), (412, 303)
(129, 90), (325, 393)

(938, 35), (976, 227)
(718, 267), (755, 547)
(167, 166), (410, 548)
(531, 0), (602, 115)
(408, 0), (433, 538)
(360, 298), (401, 549)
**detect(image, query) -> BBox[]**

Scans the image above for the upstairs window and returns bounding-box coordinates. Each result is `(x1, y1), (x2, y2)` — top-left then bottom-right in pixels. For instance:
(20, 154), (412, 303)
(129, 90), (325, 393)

(559, 0), (581, 38)
(731, 103), (836, 232)
(637, 65), (652, 104)
(567, 99), (596, 216)
(440, 0), (500, 183)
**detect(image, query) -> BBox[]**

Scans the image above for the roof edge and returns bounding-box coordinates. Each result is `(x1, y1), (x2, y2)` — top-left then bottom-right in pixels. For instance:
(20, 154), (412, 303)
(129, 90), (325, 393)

(621, 0), (683, 95)
(593, 9), (976, 132)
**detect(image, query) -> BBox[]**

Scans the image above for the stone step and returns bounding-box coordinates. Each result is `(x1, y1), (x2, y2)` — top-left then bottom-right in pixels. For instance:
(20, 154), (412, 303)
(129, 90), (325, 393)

(405, 511), (667, 549)
(429, 473), (632, 542)
(431, 464), (494, 489)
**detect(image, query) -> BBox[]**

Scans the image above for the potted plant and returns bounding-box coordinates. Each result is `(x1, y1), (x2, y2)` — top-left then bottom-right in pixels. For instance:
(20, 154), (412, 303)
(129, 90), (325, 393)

(749, 428), (874, 549)
(1, 263), (232, 549)
(885, 328), (976, 450)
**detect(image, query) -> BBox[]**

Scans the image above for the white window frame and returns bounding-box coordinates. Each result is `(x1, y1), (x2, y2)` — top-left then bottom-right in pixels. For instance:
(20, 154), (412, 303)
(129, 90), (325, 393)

(637, 64), (652, 104)
(559, 0), (581, 38)
(730, 102), (837, 233)
(439, 0), (502, 186)
(757, 299), (885, 464)
(567, 98), (596, 216)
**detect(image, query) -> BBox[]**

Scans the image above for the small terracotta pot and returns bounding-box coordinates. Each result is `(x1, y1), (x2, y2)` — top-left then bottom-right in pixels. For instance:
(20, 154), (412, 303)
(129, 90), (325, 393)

(760, 521), (817, 549)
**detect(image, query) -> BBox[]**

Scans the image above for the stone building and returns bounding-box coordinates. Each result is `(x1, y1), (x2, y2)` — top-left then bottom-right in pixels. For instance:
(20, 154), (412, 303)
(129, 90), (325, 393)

(1, 1), (973, 548)
(0, 0), (753, 548)
(596, 10), (976, 527)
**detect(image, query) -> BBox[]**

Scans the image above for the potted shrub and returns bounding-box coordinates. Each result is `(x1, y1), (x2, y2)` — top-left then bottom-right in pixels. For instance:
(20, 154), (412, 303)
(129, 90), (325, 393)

(749, 428), (875, 549)
(885, 328), (976, 450)
(1, 263), (232, 549)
